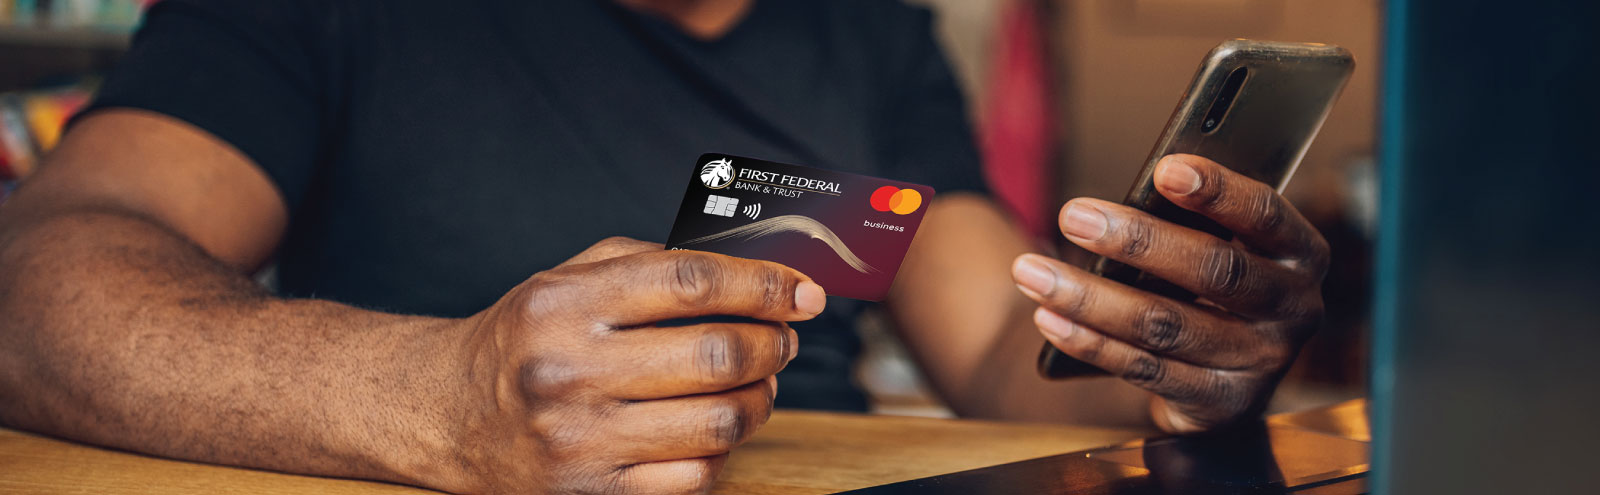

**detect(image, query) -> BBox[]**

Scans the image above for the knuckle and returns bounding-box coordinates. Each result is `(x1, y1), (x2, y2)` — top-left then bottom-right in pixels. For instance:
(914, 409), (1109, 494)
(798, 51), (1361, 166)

(1302, 298), (1327, 327)
(595, 468), (632, 495)
(1195, 168), (1229, 209)
(675, 459), (719, 493)
(1255, 343), (1297, 373)
(1279, 298), (1325, 342)
(536, 417), (594, 457)
(1251, 191), (1286, 234)
(1118, 216), (1156, 259)
(594, 236), (632, 257)
(1121, 355), (1167, 387)
(1205, 372), (1258, 416)
(1049, 275), (1094, 319)
(1266, 290), (1318, 326)
(607, 460), (717, 495)
(1240, 325), (1298, 371)
(757, 264), (791, 312)
(779, 324), (795, 364)
(1200, 245), (1250, 299)
(1133, 304), (1186, 353)
(1305, 236), (1333, 273)
(517, 357), (586, 405)
(670, 253), (720, 308)
(528, 410), (609, 469)
(1066, 330), (1107, 362)
(1165, 375), (1207, 405)
(703, 400), (748, 450)
(521, 273), (577, 320)
(695, 329), (747, 386)
(1281, 292), (1316, 319)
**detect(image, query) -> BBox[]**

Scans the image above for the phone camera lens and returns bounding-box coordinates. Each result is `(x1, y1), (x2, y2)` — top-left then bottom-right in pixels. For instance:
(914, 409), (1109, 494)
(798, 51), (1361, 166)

(1200, 67), (1249, 135)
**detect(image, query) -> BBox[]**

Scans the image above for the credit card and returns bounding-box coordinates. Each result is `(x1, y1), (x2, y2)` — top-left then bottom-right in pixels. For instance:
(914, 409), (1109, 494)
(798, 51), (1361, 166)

(665, 153), (935, 301)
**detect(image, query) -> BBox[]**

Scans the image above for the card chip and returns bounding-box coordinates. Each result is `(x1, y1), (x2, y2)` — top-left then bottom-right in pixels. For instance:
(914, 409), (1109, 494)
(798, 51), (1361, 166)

(703, 194), (739, 217)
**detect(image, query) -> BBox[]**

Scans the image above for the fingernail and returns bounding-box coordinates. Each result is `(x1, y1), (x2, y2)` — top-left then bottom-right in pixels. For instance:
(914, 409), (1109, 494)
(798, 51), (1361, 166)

(1012, 256), (1055, 297)
(1034, 307), (1077, 340)
(1157, 160), (1202, 196)
(1062, 203), (1108, 241)
(794, 281), (826, 316)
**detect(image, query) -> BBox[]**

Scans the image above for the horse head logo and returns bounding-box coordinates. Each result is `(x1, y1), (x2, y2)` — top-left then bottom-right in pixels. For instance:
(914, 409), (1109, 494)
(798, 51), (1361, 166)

(700, 158), (734, 189)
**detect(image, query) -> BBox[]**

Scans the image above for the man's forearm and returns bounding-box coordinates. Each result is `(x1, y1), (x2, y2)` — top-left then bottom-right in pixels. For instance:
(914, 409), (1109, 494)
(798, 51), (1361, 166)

(0, 209), (470, 486)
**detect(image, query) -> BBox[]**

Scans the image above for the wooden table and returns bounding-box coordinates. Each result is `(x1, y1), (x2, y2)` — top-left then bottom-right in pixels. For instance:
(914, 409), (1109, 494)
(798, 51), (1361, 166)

(0, 402), (1364, 494)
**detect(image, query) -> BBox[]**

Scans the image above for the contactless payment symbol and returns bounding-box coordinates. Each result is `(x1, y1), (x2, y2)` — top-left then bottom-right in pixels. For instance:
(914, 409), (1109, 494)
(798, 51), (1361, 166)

(869, 186), (923, 215)
(699, 158), (735, 189)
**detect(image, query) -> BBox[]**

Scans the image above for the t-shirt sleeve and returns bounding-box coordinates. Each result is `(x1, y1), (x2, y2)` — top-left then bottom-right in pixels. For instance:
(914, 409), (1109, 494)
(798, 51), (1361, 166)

(876, 6), (990, 198)
(77, 0), (328, 210)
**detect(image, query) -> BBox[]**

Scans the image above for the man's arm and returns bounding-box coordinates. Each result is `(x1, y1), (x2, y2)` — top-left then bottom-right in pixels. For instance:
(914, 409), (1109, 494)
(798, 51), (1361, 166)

(0, 110), (468, 484)
(0, 110), (825, 493)
(886, 193), (1154, 426)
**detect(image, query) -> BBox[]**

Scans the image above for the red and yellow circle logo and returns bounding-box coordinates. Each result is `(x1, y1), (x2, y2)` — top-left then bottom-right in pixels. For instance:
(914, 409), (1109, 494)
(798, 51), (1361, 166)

(870, 186), (923, 215)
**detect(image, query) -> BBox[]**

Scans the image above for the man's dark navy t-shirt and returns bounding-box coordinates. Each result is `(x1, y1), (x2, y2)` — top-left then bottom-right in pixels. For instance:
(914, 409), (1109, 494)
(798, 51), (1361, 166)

(84, 0), (988, 411)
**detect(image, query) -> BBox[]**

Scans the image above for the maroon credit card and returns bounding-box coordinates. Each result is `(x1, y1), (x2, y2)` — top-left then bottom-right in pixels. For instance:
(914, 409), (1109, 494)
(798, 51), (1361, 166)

(665, 153), (936, 301)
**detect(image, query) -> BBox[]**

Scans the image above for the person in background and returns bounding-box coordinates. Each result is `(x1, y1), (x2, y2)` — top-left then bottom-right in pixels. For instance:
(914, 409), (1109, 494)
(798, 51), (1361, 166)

(0, 0), (1329, 493)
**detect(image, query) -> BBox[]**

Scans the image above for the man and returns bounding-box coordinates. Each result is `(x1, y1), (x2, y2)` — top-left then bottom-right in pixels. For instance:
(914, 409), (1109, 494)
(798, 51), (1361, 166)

(0, 0), (1328, 493)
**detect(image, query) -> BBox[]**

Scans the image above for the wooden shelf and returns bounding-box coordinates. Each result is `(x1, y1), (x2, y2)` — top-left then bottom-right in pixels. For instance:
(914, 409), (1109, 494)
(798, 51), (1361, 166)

(0, 25), (130, 51)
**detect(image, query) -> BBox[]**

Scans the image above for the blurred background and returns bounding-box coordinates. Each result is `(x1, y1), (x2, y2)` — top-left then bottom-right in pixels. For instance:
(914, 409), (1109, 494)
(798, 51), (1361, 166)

(0, 0), (1378, 421)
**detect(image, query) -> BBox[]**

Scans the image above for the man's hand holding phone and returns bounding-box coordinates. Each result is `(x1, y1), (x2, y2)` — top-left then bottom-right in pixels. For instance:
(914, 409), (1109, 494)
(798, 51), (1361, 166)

(1013, 154), (1330, 433)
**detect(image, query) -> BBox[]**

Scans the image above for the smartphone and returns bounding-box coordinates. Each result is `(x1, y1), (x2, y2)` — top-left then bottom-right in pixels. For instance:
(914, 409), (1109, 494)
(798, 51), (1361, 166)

(1038, 39), (1355, 379)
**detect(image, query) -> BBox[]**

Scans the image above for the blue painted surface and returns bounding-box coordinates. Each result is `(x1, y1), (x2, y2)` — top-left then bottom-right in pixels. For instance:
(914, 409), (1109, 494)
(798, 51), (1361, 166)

(1368, 1), (1600, 493)
(1368, 0), (1409, 490)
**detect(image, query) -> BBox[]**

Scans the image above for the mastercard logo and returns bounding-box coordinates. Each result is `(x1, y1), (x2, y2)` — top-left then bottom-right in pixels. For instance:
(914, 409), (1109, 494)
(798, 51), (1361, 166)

(869, 186), (923, 215)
